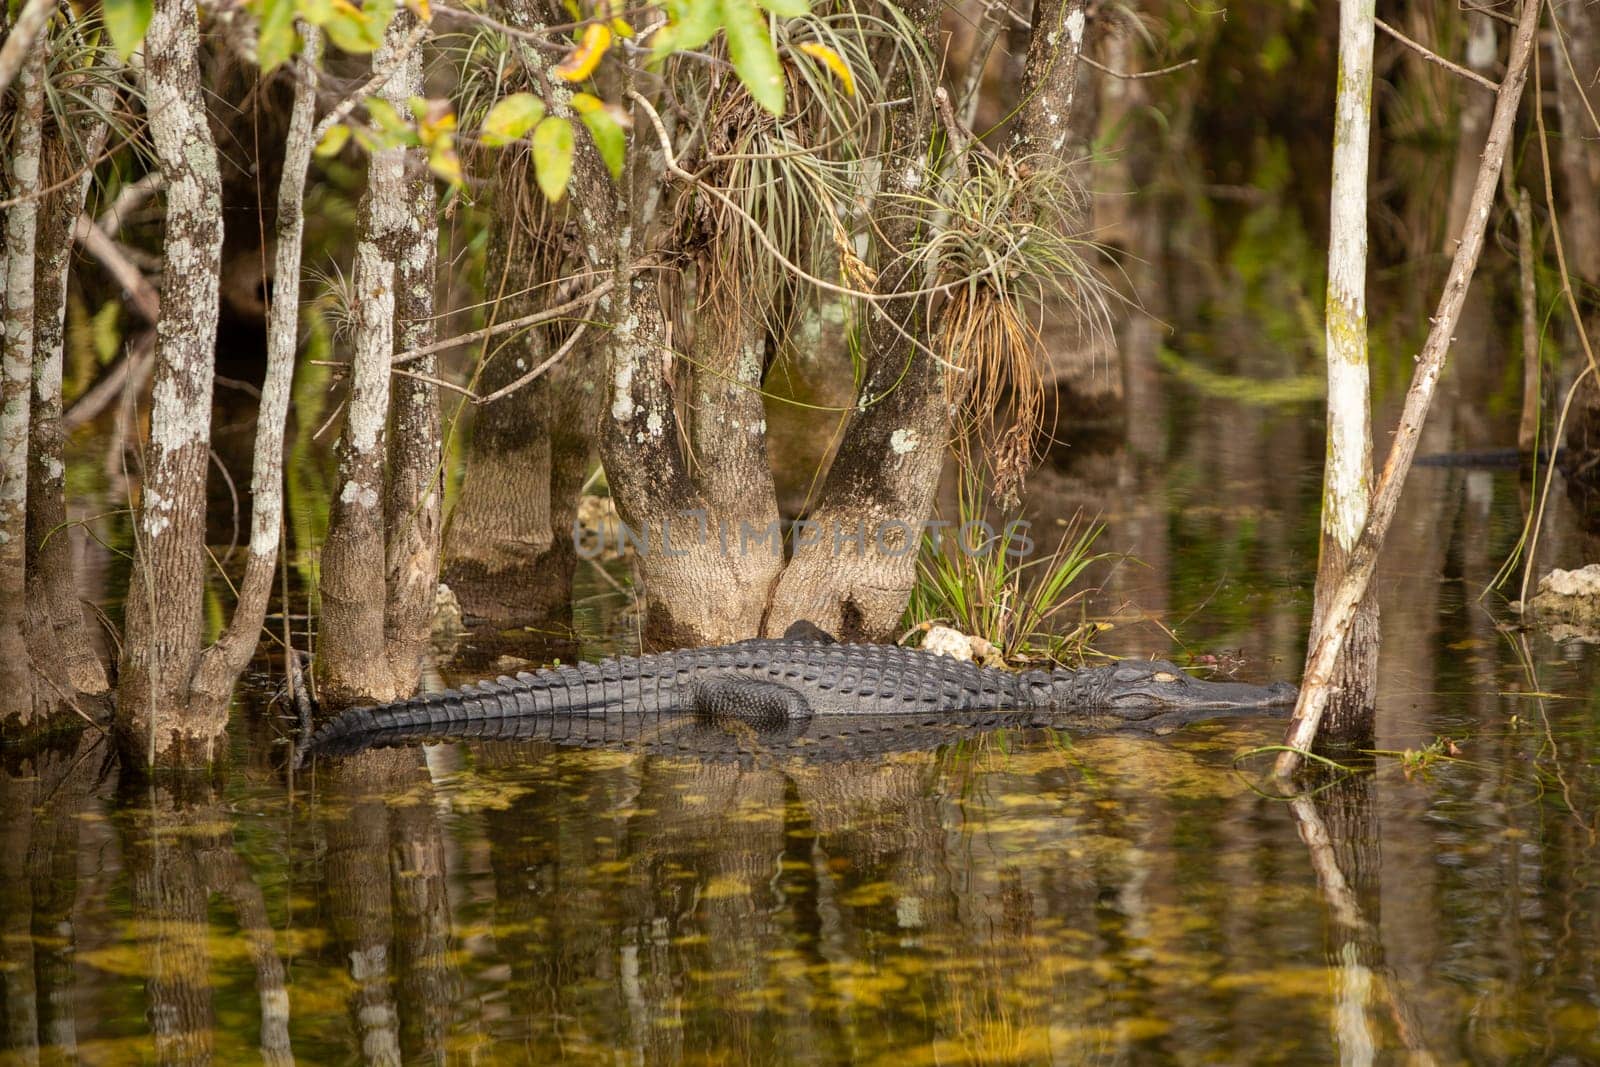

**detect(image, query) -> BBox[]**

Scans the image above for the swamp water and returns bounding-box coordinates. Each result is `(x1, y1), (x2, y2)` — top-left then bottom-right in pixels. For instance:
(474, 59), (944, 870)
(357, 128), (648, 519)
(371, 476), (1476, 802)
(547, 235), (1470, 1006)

(5, 209), (1600, 1064)
(3, 396), (1597, 1065)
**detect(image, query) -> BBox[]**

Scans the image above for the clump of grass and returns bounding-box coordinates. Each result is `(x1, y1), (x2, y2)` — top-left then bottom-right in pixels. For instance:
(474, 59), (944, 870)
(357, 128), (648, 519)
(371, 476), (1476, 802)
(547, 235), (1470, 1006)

(903, 479), (1108, 665)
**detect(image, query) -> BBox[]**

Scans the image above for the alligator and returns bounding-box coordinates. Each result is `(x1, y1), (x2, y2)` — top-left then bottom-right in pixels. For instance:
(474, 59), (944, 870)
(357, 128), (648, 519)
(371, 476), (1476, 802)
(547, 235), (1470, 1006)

(302, 623), (1297, 762)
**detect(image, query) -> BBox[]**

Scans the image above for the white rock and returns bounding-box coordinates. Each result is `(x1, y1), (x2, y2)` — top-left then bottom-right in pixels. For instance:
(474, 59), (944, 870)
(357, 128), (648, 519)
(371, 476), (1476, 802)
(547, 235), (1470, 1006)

(922, 625), (974, 662)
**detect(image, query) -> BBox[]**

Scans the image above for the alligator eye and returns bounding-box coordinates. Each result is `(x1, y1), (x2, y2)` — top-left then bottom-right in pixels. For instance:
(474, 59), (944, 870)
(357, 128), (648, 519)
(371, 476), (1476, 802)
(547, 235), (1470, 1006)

(1152, 671), (1179, 683)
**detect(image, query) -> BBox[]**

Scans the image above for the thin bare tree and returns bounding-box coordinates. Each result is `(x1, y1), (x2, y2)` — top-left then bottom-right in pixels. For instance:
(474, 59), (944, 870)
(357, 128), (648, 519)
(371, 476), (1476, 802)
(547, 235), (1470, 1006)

(0, 43), (47, 729)
(1276, 0), (1540, 777)
(1307, 0), (1379, 746)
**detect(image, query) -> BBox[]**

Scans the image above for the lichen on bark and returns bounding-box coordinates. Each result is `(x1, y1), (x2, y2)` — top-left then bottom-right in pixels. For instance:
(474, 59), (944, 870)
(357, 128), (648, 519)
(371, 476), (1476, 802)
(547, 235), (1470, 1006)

(1, 44), (46, 731)
(117, 0), (229, 763)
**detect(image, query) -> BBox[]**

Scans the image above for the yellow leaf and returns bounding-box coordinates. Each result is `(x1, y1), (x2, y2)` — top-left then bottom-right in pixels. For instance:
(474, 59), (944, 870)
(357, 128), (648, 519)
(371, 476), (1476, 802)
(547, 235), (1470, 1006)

(428, 140), (464, 186)
(797, 41), (855, 95)
(609, 15), (633, 36)
(410, 96), (457, 148)
(554, 22), (611, 82)
(406, 0), (430, 20)
(314, 124), (351, 157)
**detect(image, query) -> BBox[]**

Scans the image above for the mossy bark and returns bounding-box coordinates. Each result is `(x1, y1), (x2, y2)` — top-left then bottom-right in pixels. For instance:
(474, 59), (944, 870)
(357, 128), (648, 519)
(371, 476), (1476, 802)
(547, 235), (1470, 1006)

(1306, 0), (1379, 749)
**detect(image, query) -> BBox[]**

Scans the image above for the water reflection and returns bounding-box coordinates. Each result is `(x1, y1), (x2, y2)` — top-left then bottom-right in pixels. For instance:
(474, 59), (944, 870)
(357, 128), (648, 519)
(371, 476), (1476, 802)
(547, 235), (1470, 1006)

(0, 640), (1596, 1064)
(114, 775), (292, 1066)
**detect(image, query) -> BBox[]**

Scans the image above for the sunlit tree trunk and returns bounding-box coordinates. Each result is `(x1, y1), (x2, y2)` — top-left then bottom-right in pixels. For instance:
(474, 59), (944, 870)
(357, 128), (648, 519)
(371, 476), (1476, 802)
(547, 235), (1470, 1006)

(319, 10), (442, 704)
(764, 0), (946, 641)
(383, 95), (442, 683)
(1308, 0), (1379, 746)
(0, 44), (46, 732)
(1276, 0), (1539, 777)
(29, 70), (116, 700)
(117, 0), (227, 764)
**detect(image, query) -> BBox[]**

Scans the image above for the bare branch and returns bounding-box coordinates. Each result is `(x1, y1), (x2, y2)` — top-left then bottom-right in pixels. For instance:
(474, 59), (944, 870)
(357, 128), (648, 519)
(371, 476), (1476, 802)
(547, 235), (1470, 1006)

(1375, 16), (1499, 91)
(1081, 55), (1199, 80)
(97, 172), (165, 237)
(74, 213), (161, 322)
(309, 22), (430, 143)
(392, 279), (614, 365)
(0, 0), (57, 99)
(475, 321), (589, 404)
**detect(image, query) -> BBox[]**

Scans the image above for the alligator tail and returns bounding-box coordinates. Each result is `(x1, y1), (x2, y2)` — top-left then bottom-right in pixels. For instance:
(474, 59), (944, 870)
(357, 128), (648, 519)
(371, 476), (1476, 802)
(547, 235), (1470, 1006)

(299, 657), (679, 761)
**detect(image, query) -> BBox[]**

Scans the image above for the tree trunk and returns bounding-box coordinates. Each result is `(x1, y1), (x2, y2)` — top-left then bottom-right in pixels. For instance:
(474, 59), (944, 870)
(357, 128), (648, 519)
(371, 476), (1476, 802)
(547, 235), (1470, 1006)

(1276, 0), (1539, 777)
(117, 0), (228, 765)
(763, 0), (946, 641)
(318, 11), (439, 704)
(442, 158), (596, 623)
(771, 0), (1095, 640)
(191, 26), (323, 709)
(1010, 0), (1089, 161)
(1309, 0), (1379, 748)
(574, 127), (781, 645)
(382, 68), (442, 683)
(0, 43), (46, 732)
(28, 70), (115, 700)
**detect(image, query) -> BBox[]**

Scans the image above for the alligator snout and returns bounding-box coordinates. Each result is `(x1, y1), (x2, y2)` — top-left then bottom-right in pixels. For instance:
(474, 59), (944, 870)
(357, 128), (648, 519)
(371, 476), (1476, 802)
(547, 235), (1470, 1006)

(1266, 681), (1299, 705)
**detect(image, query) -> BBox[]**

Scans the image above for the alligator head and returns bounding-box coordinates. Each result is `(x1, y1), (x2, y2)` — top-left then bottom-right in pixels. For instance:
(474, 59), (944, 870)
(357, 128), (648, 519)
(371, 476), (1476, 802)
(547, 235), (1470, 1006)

(1052, 660), (1298, 720)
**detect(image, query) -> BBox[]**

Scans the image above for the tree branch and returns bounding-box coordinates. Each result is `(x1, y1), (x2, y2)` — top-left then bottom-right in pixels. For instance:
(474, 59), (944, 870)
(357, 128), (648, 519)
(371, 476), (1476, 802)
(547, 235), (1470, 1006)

(0, 0), (57, 99)
(1375, 16), (1499, 91)
(74, 213), (161, 322)
(391, 279), (613, 364)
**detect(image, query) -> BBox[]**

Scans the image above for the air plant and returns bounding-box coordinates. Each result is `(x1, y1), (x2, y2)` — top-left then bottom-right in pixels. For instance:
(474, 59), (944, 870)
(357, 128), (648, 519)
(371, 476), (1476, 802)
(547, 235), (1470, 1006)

(890, 153), (1114, 504)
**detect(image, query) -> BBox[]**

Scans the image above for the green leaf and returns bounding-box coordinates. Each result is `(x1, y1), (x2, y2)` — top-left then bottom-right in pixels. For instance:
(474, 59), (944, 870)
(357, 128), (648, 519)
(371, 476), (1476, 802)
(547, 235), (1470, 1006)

(103, 0), (153, 59)
(320, 0), (390, 53)
(254, 0), (299, 70)
(651, 0), (721, 61)
(531, 116), (575, 202)
(757, 0), (807, 17)
(572, 93), (625, 179)
(480, 92), (546, 147)
(364, 96), (419, 146)
(721, 0), (784, 115)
